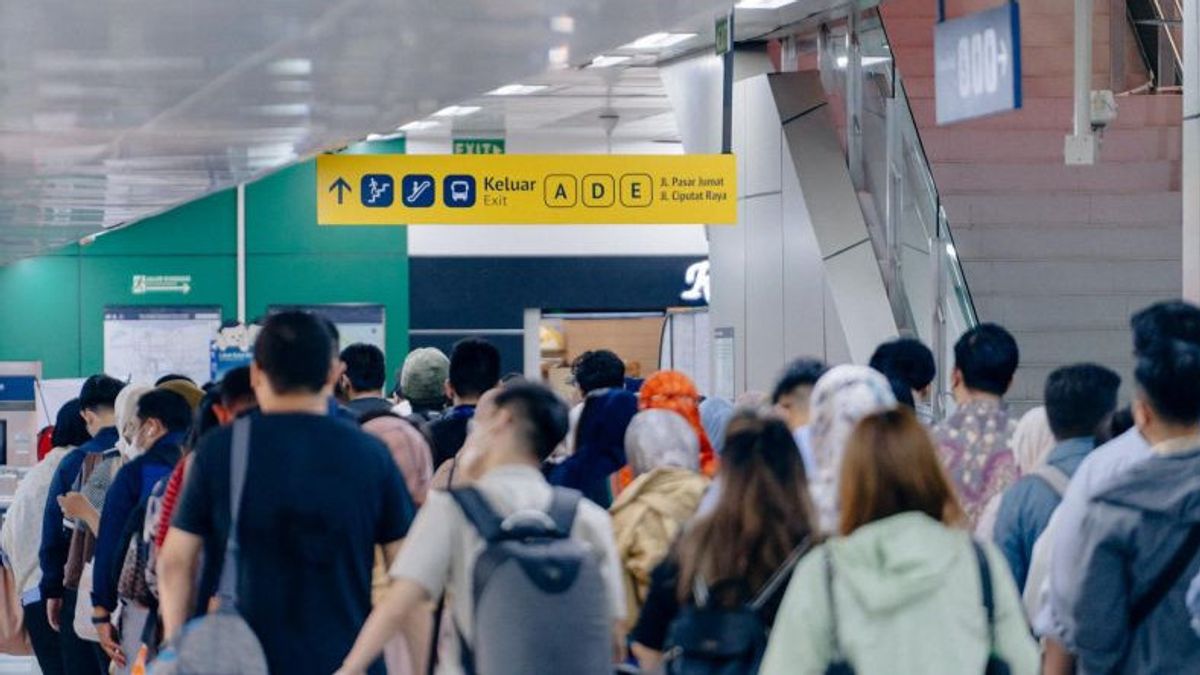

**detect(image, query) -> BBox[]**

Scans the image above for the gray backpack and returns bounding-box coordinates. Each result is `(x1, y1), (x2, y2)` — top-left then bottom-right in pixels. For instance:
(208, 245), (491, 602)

(151, 418), (268, 675)
(450, 486), (612, 675)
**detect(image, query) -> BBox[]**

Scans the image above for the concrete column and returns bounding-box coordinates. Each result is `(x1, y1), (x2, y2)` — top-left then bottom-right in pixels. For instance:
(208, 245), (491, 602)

(1185, 0), (1200, 301)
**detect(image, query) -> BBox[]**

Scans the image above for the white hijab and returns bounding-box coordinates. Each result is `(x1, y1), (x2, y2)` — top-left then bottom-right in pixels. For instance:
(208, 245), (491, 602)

(1012, 406), (1057, 475)
(808, 365), (898, 532)
(114, 384), (153, 459)
(624, 409), (701, 476)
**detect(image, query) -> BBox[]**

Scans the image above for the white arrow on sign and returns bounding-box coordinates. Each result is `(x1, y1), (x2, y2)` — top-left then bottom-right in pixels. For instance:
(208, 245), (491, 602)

(142, 283), (192, 294)
(997, 35), (1009, 76)
(132, 275), (192, 295)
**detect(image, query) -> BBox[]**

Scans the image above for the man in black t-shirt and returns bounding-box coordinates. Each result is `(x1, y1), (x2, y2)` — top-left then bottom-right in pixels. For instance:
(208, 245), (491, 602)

(160, 311), (415, 675)
(424, 338), (500, 469)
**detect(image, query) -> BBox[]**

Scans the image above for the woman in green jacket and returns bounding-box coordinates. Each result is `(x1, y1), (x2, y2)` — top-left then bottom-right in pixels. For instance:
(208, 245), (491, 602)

(760, 409), (1039, 675)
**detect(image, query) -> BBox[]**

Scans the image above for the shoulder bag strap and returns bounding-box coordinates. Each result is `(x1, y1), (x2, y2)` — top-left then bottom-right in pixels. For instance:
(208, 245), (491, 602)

(215, 417), (251, 608)
(449, 487), (504, 542)
(750, 535), (813, 611)
(1030, 464), (1071, 498)
(1130, 524), (1200, 629)
(971, 540), (997, 647)
(546, 488), (581, 538)
(824, 548), (847, 663)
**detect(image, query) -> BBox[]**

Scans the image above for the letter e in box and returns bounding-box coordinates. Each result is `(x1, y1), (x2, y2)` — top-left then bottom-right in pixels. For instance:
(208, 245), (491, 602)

(620, 174), (652, 208)
(582, 174), (615, 208)
(545, 174), (577, 207)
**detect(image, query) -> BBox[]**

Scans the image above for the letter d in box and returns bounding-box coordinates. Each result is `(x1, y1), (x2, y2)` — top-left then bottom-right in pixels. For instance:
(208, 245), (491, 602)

(582, 174), (615, 208)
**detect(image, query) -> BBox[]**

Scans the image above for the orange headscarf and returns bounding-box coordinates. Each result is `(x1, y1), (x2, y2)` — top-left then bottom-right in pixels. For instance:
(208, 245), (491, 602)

(637, 371), (717, 477)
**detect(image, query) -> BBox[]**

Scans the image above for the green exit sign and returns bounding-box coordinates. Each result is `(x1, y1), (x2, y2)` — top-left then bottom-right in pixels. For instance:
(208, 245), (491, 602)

(715, 14), (732, 56)
(453, 138), (506, 154)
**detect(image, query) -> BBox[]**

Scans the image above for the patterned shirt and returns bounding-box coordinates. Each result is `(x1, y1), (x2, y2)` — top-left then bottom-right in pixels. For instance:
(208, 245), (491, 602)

(933, 399), (1019, 528)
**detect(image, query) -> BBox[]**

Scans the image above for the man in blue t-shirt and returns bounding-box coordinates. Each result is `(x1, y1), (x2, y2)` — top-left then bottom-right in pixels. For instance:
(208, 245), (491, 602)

(160, 311), (416, 675)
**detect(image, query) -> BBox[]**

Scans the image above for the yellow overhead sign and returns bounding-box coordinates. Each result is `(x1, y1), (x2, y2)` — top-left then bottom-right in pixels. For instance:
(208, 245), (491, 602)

(316, 154), (736, 225)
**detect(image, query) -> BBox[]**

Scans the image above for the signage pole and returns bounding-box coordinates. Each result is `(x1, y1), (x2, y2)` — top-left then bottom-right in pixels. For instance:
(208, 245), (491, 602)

(1065, 0), (1097, 164)
(1184, 0), (1200, 301)
(722, 10), (735, 154)
(236, 183), (246, 324)
(847, 6), (864, 189)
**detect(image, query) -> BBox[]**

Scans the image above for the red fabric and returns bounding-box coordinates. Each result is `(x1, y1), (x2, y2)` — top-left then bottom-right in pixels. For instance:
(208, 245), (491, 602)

(155, 458), (190, 549)
(36, 426), (54, 462)
(637, 371), (718, 477)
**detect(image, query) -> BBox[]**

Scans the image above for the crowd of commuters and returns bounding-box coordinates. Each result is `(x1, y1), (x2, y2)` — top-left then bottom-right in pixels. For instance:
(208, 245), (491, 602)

(2, 300), (1200, 674)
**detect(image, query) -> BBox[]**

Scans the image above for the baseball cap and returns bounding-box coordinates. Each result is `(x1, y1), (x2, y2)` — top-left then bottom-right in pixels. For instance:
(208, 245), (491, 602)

(157, 378), (205, 412)
(401, 348), (451, 403)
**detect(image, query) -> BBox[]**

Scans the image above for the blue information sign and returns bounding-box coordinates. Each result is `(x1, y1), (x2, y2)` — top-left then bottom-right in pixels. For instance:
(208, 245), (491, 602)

(934, 3), (1022, 125)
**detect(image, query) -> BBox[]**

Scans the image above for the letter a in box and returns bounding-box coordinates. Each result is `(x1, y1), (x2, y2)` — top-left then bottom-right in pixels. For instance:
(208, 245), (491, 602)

(544, 175), (577, 207)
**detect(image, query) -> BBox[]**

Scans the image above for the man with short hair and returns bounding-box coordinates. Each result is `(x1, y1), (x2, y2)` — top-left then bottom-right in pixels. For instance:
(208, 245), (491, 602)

(214, 365), (257, 424)
(870, 338), (937, 424)
(159, 311), (416, 675)
(398, 347), (450, 425)
(340, 343), (393, 419)
(91, 388), (192, 666)
(38, 374), (124, 674)
(1062, 341), (1200, 672)
(771, 358), (828, 476)
(992, 363), (1120, 591)
(571, 350), (626, 398)
(1038, 301), (1200, 669)
(933, 323), (1021, 528)
(425, 338), (501, 469)
(335, 383), (626, 675)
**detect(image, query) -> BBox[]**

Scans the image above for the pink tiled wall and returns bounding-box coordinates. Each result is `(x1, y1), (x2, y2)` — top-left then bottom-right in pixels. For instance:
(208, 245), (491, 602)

(881, 0), (1184, 407)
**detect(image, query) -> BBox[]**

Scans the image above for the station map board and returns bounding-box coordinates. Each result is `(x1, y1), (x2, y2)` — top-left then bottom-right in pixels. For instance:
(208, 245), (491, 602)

(268, 304), (386, 355)
(104, 306), (222, 385)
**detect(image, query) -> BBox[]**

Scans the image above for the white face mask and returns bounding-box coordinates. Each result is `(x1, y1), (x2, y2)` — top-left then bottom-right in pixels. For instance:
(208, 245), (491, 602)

(122, 420), (155, 460)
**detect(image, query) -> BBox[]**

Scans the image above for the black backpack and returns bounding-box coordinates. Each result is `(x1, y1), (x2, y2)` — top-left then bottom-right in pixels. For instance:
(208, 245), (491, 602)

(662, 538), (811, 675)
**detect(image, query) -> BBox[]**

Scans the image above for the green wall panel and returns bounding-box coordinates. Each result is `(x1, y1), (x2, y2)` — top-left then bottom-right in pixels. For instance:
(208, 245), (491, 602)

(77, 256), (238, 375)
(246, 160), (406, 256)
(247, 253), (409, 368)
(0, 256), (81, 377)
(0, 148), (409, 381)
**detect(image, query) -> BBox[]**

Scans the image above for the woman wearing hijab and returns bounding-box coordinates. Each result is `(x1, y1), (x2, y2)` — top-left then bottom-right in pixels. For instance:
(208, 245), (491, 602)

(807, 365), (897, 533)
(975, 406), (1056, 539)
(638, 371), (717, 477)
(698, 397), (734, 456)
(548, 388), (639, 508)
(360, 412), (436, 675)
(611, 410), (710, 624)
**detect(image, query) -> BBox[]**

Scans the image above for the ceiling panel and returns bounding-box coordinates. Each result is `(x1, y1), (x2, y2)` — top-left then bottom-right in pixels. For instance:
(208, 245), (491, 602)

(0, 0), (725, 261)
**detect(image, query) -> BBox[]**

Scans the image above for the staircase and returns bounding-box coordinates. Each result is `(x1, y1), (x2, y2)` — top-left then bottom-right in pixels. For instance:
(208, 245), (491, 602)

(880, 0), (1183, 408)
